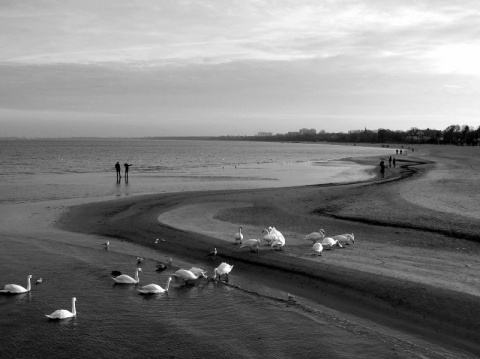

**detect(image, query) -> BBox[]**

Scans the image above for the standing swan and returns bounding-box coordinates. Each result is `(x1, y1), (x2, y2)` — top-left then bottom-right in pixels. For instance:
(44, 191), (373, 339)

(137, 277), (172, 294)
(0, 275), (32, 294)
(213, 262), (234, 282)
(234, 226), (243, 245)
(46, 297), (77, 319)
(112, 268), (142, 284)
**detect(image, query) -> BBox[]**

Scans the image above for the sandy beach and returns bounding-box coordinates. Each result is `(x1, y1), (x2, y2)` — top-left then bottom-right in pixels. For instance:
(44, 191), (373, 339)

(56, 144), (480, 356)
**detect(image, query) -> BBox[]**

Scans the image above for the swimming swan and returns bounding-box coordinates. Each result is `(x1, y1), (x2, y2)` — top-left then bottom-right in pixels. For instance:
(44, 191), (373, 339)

(112, 268), (142, 284)
(304, 229), (326, 243)
(137, 277), (172, 294)
(0, 275), (32, 294)
(234, 226), (243, 245)
(240, 238), (261, 253)
(172, 268), (207, 285)
(46, 297), (76, 319)
(213, 262), (234, 282)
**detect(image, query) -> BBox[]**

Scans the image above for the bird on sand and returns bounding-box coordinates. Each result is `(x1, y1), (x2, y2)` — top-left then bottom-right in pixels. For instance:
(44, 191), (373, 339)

(304, 229), (326, 244)
(234, 226), (243, 245)
(205, 248), (217, 260)
(213, 262), (234, 282)
(137, 257), (145, 264)
(240, 238), (261, 253)
(102, 241), (110, 248)
(312, 242), (323, 256)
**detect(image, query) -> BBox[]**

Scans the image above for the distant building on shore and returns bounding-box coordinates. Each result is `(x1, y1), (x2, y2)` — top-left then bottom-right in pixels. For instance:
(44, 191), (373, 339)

(257, 132), (273, 136)
(299, 128), (316, 135)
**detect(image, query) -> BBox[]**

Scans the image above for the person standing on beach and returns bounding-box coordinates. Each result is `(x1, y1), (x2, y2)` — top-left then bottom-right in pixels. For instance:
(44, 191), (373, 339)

(124, 163), (132, 182)
(393, 157), (396, 168)
(379, 160), (385, 179)
(388, 156), (392, 167)
(115, 161), (121, 182)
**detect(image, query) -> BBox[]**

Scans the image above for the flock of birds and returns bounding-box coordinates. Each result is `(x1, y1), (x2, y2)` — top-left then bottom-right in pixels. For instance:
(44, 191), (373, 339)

(234, 225), (355, 256)
(1, 226), (354, 320)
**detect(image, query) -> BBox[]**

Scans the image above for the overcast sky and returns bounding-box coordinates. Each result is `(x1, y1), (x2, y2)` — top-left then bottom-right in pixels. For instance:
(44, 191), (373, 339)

(1, 0), (479, 137)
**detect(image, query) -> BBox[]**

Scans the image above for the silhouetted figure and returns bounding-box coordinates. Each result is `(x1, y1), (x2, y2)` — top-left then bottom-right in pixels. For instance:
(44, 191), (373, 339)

(388, 156), (392, 167)
(124, 163), (132, 182)
(396, 149), (398, 154)
(115, 161), (121, 182)
(379, 160), (385, 179)
(393, 157), (396, 168)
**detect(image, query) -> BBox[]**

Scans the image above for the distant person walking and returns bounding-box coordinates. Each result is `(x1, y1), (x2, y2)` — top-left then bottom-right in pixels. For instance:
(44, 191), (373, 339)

(124, 163), (132, 182)
(115, 161), (121, 182)
(379, 160), (385, 179)
(388, 156), (392, 167)
(393, 157), (396, 168)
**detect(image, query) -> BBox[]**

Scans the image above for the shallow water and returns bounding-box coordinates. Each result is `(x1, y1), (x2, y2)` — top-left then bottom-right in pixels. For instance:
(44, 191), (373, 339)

(0, 139), (475, 358)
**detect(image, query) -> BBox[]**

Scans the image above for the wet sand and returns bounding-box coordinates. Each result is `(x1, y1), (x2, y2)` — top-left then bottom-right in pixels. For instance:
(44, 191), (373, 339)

(57, 144), (480, 356)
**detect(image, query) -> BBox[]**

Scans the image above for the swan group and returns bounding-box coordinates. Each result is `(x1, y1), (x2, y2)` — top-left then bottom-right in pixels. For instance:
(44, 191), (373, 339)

(112, 268), (142, 284)
(45, 297), (76, 320)
(0, 275), (32, 294)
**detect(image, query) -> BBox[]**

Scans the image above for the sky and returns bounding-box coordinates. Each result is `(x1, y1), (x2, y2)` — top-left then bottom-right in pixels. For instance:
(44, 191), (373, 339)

(1, 0), (479, 137)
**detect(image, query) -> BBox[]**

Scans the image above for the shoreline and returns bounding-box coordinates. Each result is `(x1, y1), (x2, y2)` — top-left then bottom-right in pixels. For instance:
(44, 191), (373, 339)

(56, 147), (480, 356)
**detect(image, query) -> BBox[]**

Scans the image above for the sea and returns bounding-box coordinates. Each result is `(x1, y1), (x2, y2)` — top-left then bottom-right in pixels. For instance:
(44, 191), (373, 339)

(0, 139), (473, 358)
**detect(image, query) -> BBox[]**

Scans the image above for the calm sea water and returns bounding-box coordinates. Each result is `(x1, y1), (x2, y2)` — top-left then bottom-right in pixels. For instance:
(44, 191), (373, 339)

(0, 139), (472, 358)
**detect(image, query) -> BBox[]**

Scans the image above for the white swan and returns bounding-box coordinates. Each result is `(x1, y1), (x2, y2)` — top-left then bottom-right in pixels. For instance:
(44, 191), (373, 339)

(234, 226), (243, 245)
(332, 233), (354, 245)
(262, 228), (276, 245)
(46, 297), (76, 319)
(0, 275), (32, 294)
(172, 268), (207, 285)
(137, 277), (172, 294)
(320, 237), (343, 249)
(213, 262), (234, 282)
(112, 268), (142, 284)
(312, 242), (323, 256)
(240, 238), (261, 253)
(269, 227), (285, 250)
(304, 229), (325, 243)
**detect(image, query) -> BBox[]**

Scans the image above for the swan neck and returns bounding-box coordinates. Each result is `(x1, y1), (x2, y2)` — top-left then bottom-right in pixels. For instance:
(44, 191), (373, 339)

(27, 276), (31, 291)
(135, 269), (140, 281)
(72, 299), (76, 315)
(165, 277), (171, 291)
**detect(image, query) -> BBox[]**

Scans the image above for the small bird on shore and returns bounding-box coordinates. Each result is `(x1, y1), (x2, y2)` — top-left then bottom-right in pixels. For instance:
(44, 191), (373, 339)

(234, 226), (243, 245)
(205, 248), (217, 260)
(137, 257), (145, 264)
(102, 241), (110, 248)
(155, 238), (160, 244)
(287, 293), (296, 302)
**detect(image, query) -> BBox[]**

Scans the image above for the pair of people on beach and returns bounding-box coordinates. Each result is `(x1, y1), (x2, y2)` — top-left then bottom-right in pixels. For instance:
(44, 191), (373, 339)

(115, 162), (132, 182)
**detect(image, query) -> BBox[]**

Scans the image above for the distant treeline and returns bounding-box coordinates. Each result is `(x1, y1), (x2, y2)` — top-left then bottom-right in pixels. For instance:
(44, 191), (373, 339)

(212, 125), (480, 146)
